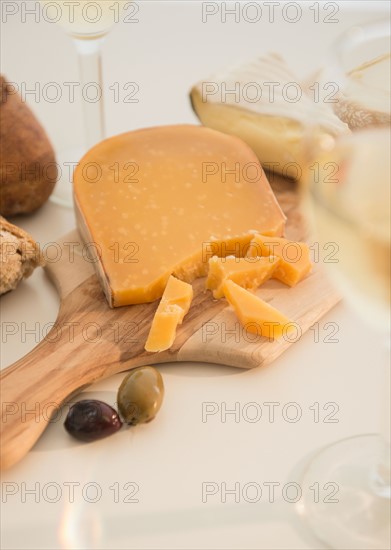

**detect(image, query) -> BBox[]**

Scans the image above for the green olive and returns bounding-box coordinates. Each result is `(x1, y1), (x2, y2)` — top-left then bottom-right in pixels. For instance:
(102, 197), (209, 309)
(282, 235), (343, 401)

(117, 366), (164, 425)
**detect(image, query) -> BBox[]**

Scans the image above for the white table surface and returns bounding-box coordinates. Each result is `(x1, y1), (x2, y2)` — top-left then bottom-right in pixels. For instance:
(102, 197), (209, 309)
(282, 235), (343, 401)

(1, 2), (389, 549)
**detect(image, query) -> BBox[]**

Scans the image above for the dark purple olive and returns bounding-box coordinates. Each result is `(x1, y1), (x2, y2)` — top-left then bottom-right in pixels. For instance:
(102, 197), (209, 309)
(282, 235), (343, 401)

(64, 400), (122, 442)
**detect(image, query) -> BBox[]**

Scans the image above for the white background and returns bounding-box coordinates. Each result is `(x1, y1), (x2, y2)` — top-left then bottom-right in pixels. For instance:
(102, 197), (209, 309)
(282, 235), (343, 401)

(1, 1), (390, 549)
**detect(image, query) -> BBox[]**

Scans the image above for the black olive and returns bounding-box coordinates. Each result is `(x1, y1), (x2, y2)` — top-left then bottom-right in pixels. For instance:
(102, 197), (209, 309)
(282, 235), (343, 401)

(64, 400), (122, 442)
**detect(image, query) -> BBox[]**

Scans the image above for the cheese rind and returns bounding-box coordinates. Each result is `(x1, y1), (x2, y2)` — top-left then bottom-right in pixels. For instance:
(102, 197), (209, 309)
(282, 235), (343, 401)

(206, 255), (280, 299)
(144, 276), (193, 352)
(247, 234), (312, 287)
(222, 280), (293, 340)
(333, 53), (391, 129)
(73, 125), (286, 307)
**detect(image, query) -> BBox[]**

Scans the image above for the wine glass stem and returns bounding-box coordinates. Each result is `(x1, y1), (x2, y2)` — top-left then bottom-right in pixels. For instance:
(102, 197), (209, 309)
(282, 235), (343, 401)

(74, 38), (106, 150)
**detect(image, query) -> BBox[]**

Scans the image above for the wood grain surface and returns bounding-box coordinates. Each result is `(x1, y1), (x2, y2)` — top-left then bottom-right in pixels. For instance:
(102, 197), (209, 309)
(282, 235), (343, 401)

(0, 174), (340, 470)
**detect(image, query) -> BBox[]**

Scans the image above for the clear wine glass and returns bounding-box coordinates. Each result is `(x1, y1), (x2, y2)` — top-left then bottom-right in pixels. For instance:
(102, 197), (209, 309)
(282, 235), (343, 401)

(40, 0), (124, 207)
(298, 20), (391, 549)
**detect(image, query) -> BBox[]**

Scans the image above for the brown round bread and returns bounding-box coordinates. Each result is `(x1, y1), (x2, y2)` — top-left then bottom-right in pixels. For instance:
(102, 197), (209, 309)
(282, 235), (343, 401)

(0, 75), (58, 216)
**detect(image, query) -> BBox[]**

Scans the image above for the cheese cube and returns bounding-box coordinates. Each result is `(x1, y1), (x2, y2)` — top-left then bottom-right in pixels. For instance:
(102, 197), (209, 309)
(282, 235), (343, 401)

(247, 235), (312, 287)
(222, 280), (294, 340)
(145, 276), (193, 352)
(206, 255), (280, 299)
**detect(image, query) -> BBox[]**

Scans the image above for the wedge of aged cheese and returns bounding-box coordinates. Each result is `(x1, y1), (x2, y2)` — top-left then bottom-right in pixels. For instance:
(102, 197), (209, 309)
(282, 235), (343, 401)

(191, 53), (348, 180)
(145, 275), (193, 352)
(206, 254), (280, 299)
(247, 235), (312, 287)
(222, 280), (293, 340)
(73, 125), (286, 307)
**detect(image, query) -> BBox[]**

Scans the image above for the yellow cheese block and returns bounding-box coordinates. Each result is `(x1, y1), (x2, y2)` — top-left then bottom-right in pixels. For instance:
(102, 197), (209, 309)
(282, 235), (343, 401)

(222, 280), (293, 340)
(145, 275), (193, 352)
(73, 125), (286, 306)
(206, 255), (280, 299)
(247, 234), (312, 287)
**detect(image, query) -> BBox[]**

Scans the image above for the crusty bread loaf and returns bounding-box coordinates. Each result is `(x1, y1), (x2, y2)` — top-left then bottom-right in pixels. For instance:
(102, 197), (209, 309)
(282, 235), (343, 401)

(0, 216), (44, 295)
(0, 75), (58, 216)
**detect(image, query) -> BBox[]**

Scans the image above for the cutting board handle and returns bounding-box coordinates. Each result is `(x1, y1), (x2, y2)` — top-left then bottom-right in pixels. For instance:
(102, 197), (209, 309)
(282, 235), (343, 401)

(0, 322), (85, 470)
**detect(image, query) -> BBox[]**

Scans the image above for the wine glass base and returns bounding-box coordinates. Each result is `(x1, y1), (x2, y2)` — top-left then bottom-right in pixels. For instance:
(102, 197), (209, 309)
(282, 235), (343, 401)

(50, 147), (85, 208)
(298, 434), (390, 549)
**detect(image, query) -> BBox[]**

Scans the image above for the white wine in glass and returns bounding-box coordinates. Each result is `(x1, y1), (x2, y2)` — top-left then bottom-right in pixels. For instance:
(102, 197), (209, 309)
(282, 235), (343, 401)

(40, 0), (126, 206)
(44, 0), (120, 37)
(299, 20), (391, 550)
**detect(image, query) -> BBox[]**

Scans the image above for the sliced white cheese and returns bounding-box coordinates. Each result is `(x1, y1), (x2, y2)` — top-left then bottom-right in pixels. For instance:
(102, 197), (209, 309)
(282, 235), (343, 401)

(191, 53), (348, 180)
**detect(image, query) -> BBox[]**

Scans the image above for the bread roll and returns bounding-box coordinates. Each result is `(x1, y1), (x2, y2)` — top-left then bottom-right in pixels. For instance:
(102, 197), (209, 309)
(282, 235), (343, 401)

(0, 216), (44, 295)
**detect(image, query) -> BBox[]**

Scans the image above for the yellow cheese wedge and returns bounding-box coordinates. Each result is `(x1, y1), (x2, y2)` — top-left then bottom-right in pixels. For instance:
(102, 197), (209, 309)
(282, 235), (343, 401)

(74, 125), (286, 307)
(222, 280), (293, 340)
(247, 234), (312, 287)
(206, 255), (280, 299)
(145, 275), (193, 352)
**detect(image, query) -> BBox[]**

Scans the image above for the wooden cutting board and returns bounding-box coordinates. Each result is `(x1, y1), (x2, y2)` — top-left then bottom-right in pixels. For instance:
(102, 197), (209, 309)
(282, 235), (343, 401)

(0, 175), (339, 470)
